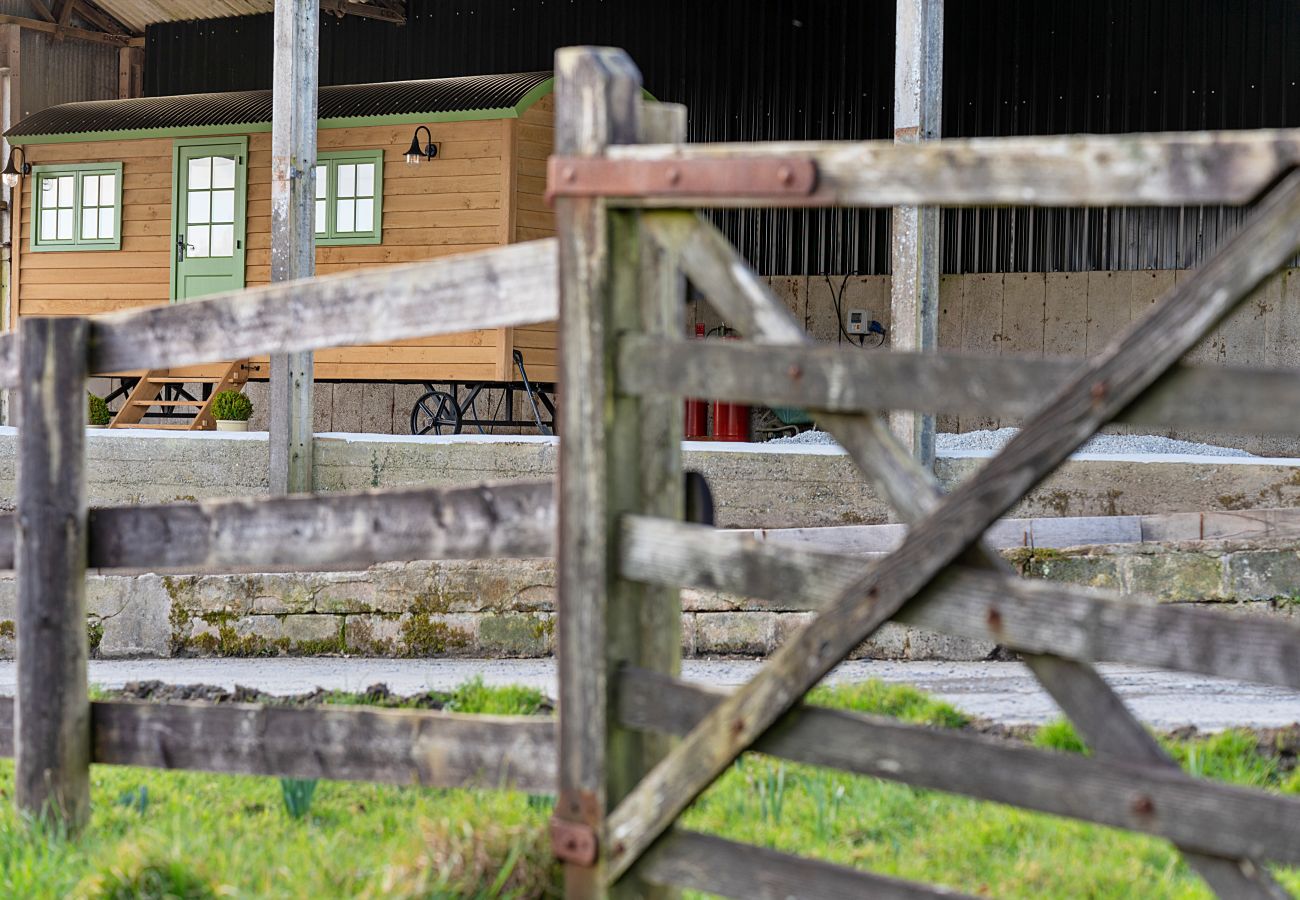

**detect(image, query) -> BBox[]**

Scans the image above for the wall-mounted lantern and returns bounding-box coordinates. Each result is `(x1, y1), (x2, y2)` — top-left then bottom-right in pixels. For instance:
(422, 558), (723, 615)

(2, 146), (30, 188)
(404, 126), (439, 165)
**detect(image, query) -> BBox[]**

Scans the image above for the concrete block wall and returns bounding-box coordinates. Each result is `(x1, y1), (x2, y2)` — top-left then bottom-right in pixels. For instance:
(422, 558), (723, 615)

(692, 267), (1300, 455)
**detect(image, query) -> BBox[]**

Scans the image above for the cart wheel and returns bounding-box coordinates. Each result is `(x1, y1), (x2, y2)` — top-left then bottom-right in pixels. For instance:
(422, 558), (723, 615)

(410, 390), (463, 435)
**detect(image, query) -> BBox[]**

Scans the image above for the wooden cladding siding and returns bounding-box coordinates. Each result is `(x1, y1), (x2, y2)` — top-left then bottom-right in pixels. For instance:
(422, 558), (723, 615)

(508, 94), (558, 383)
(13, 113), (561, 384)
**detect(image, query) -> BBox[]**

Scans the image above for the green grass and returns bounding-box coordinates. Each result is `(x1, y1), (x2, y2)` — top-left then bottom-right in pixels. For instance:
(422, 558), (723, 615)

(0, 679), (1295, 898)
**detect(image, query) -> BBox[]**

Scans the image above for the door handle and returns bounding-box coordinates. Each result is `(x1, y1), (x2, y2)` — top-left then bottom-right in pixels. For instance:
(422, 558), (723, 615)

(176, 235), (186, 262)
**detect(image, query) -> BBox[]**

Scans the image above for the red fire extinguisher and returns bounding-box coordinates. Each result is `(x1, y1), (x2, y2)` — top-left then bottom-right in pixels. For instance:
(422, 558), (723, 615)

(684, 323), (709, 439)
(712, 333), (750, 442)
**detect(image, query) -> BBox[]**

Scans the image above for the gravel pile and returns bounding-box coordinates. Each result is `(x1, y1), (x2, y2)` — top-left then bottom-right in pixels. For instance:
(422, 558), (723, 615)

(769, 425), (1254, 458)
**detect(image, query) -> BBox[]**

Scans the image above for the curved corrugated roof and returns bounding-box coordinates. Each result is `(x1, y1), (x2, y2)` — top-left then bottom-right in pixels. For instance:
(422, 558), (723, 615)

(7, 71), (552, 140)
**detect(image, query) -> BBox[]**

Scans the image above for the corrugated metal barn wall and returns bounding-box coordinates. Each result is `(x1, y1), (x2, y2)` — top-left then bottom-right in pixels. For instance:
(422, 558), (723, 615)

(143, 0), (1299, 275)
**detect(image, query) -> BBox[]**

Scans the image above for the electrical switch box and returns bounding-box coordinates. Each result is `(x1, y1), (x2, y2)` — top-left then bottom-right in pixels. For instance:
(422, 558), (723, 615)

(846, 309), (869, 335)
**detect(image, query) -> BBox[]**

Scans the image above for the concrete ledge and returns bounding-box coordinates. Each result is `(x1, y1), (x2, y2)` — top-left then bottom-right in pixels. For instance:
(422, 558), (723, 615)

(0, 429), (1298, 529)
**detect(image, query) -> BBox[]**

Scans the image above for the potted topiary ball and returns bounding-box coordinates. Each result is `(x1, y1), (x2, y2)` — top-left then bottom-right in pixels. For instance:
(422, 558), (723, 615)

(87, 392), (112, 428)
(211, 389), (253, 432)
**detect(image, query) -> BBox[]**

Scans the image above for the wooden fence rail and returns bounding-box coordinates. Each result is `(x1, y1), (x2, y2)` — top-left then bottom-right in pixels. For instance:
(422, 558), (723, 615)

(551, 44), (1300, 900)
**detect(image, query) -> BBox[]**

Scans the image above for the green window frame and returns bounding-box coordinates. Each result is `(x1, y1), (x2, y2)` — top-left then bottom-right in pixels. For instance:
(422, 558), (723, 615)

(30, 162), (123, 252)
(315, 150), (383, 246)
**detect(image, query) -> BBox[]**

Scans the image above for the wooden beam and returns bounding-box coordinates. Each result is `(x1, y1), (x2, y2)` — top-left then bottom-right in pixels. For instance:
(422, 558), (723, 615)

(637, 829), (973, 900)
(26, 0), (55, 23)
(269, 0), (319, 495)
(90, 480), (555, 571)
(72, 0), (130, 35)
(620, 516), (1300, 693)
(889, 0), (942, 466)
(593, 130), (1300, 208)
(15, 316), (90, 830)
(620, 671), (1300, 868)
(610, 177), (1300, 884)
(0, 13), (133, 46)
(616, 336), (1300, 436)
(0, 697), (555, 794)
(320, 0), (405, 24)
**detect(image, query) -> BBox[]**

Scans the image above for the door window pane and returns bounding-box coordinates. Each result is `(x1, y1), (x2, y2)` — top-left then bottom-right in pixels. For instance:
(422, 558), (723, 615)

(188, 157), (211, 190)
(210, 223), (234, 257)
(211, 189), (234, 223)
(187, 190), (210, 225)
(188, 224), (210, 258)
(211, 156), (235, 189)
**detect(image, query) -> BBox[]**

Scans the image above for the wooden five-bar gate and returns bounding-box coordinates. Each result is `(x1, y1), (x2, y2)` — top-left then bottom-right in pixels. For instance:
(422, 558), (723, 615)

(3, 42), (1300, 899)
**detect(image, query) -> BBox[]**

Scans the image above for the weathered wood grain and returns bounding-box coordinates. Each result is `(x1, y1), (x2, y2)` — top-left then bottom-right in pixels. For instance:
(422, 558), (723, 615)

(637, 829), (972, 899)
(0, 696), (557, 794)
(552, 45), (649, 899)
(87, 481), (555, 572)
(621, 193), (1300, 894)
(268, 0), (320, 496)
(69, 239), (558, 382)
(617, 336), (1300, 434)
(84, 700), (556, 792)
(595, 130), (1300, 208)
(619, 516), (1300, 692)
(15, 317), (91, 829)
(620, 670), (1300, 867)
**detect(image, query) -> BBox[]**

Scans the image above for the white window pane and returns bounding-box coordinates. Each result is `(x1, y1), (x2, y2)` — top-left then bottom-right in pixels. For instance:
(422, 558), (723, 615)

(355, 198), (374, 233)
(99, 207), (114, 239)
(357, 163), (375, 197)
(40, 209), (57, 241)
(187, 190), (210, 225)
(57, 208), (73, 240)
(188, 225), (210, 258)
(315, 165), (327, 199)
(81, 208), (99, 240)
(336, 198), (355, 232)
(337, 164), (355, 198)
(315, 200), (327, 233)
(212, 156), (235, 189)
(82, 174), (99, 206)
(211, 189), (234, 223)
(188, 157), (211, 190)
(58, 176), (74, 207)
(40, 179), (57, 210)
(211, 223), (234, 257)
(99, 174), (115, 202)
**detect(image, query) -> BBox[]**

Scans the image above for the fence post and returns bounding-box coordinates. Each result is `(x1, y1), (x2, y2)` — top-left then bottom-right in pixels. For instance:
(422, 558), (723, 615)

(14, 316), (90, 829)
(554, 46), (683, 898)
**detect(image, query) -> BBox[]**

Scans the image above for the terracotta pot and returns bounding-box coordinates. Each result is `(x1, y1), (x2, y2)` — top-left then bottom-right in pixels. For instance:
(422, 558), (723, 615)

(215, 420), (249, 432)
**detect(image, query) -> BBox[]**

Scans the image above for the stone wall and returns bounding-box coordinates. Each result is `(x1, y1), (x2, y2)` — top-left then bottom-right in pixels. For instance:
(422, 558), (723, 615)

(0, 538), (1295, 661)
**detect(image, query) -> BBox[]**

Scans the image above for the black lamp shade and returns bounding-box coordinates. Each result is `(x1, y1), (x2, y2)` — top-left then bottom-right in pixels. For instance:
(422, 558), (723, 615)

(404, 134), (424, 164)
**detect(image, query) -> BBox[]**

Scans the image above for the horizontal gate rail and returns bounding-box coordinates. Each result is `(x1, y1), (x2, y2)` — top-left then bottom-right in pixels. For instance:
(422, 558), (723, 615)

(619, 669), (1300, 866)
(0, 238), (558, 387)
(637, 829), (974, 900)
(549, 130), (1300, 208)
(619, 335), (1300, 436)
(0, 697), (555, 794)
(620, 516), (1300, 693)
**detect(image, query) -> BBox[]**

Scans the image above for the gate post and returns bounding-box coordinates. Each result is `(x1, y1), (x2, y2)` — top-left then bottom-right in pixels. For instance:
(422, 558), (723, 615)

(14, 316), (90, 829)
(554, 46), (684, 898)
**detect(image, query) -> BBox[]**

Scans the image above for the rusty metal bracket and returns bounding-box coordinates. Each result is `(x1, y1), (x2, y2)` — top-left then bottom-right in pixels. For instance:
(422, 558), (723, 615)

(546, 156), (818, 202)
(551, 817), (599, 867)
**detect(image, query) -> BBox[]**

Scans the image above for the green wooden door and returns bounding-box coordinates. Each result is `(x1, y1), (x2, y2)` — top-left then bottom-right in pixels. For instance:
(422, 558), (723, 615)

(172, 139), (247, 302)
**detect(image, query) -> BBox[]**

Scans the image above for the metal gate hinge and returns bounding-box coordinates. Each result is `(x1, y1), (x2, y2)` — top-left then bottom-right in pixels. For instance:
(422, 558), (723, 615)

(550, 817), (599, 867)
